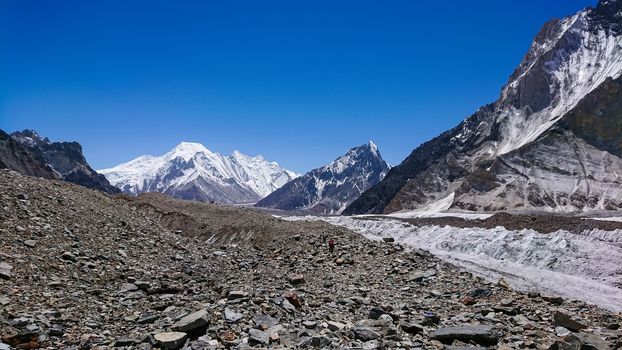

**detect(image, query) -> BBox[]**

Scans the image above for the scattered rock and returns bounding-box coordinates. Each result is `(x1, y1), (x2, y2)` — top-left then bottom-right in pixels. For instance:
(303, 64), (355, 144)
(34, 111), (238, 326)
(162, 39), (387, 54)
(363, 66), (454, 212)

(288, 273), (305, 285)
(224, 308), (243, 323)
(248, 329), (269, 345)
(553, 309), (587, 332)
(283, 290), (303, 309)
(0, 262), (12, 280)
(154, 332), (187, 350)
(429, 325), (499, 346)
(172, 309), (210, 332)
(352, 326), (382, 341)
(23, 240), (36, 248)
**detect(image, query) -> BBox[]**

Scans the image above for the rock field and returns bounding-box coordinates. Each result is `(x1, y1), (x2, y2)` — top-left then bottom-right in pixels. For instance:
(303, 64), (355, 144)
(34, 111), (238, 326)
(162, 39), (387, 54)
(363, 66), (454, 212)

(0, 170), (620, 349)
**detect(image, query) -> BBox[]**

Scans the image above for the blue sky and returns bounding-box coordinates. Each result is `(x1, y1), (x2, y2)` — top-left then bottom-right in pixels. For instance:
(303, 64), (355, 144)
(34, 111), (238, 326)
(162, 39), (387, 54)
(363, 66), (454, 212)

(1, 0), (594, 173)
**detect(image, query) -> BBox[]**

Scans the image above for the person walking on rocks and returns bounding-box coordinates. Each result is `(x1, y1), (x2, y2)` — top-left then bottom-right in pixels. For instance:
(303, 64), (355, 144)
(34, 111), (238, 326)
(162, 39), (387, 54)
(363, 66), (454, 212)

(328, 238), (335, 253)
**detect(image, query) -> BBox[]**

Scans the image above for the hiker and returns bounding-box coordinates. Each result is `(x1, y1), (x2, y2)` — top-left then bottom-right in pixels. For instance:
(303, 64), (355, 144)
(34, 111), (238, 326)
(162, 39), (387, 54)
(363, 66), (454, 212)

(328, 238), (335, 253)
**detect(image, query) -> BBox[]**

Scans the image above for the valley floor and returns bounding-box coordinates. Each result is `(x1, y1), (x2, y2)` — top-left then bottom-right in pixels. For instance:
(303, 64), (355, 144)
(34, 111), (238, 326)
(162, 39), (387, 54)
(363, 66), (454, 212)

(1, 170), (621, 349)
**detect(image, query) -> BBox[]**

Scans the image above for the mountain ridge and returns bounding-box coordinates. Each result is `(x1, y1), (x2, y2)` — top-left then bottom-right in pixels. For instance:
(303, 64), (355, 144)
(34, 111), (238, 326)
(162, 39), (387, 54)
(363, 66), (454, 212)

(99, 142), (298, 204)
(256, 141), (390, 214)
(7, 129), (119, 194)
(344, 0), (622, 215)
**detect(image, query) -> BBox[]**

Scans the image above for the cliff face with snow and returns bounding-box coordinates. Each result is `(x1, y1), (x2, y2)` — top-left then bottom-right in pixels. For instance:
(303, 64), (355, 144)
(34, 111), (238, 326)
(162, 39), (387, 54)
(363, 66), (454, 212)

(344, 0), (622, 215)
(255, 141), (390, 214)
(98, 142), (298, 204)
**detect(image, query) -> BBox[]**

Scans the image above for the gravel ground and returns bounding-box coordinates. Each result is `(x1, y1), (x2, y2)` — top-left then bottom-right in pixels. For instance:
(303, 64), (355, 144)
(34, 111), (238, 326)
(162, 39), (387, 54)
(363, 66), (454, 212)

(0, 170), (620, 349)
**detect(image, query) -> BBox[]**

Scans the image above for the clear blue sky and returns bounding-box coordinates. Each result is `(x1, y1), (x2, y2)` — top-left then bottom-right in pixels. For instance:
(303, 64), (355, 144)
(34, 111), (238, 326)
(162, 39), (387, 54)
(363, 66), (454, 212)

(0, 0), (594, 173)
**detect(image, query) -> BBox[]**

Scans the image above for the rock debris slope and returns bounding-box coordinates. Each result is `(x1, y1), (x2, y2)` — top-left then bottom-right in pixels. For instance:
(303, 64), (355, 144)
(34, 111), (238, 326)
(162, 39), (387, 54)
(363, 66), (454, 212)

(256, 141), (390, 214)
(1, 170), (620, 349)
(99, 142), (297, 204)
(344, 0), (622, 215)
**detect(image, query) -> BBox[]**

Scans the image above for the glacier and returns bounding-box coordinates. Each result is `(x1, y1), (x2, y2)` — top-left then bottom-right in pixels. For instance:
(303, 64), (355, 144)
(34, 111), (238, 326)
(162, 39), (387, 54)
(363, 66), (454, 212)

(282, 215), (622, 312)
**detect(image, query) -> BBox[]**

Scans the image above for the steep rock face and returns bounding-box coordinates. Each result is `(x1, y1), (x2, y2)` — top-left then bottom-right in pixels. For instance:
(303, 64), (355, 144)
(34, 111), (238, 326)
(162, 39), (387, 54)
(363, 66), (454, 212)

(0, 129), (58, 179)
(453, 76), (622, 212)
(255, 141), (390, 214)
(11, 130), (120, 194)
(99, 142), (297, 204)
(344, 0), (622, 214)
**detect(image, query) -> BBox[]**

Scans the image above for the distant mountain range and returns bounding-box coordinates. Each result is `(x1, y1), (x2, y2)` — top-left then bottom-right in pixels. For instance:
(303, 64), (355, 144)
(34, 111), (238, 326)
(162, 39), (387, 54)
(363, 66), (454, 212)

(0, 129), (119, 194)
(98, 142), (298, 204)
(255, 141), (390, 214)
(344, 0), (622, 215)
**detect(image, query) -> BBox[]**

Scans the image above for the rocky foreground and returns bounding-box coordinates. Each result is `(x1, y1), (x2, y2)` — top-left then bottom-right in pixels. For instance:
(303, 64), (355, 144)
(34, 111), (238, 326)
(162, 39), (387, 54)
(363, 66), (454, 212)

(0, 170), (620, 350)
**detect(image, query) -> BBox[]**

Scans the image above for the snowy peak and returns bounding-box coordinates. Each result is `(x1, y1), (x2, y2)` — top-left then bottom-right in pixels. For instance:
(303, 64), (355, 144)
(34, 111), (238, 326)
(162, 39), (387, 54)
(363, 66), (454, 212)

(166, 142), (213, 161)
(255, 142), (390, 214)
(99, 142), (297, 204)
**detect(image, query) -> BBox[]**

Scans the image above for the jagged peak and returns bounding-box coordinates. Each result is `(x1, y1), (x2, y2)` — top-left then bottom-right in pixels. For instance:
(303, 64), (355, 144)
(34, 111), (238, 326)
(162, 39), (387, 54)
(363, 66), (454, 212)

(11, 129), (51, 146)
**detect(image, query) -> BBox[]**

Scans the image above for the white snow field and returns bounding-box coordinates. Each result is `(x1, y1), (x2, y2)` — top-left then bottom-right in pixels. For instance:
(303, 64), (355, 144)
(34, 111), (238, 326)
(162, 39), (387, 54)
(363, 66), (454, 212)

(282, 215), (622, 312)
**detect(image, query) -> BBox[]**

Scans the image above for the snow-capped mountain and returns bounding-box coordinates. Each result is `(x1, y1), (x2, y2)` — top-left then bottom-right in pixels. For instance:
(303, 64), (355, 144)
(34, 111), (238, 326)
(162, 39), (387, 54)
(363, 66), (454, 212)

(344, 0), (622, 215)
(255, 141), (390, 214)
(98, 142), (298, 204)
(9, 130), (120, 194)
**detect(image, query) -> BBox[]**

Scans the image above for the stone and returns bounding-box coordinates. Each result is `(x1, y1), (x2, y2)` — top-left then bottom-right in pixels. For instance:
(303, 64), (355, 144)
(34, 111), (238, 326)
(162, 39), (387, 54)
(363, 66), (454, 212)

(362, 340), (382, 350)
(288, 273), (305, 285)
(542, 294), (564, 305)
(552, 332), (609, 350)
(497, 278), (510, 289)
(555, 326), (571, 337)
(283, 290), (303, 309)
(500, 298), (513, 306)
(249, 329), (269, 345)
(352, 326), (382, 341)
(1, 332), (39, 349)
(23, 240), (36, 248)
(136, 314), (159, 324)
(303, 320), (317, 329)
(369, 306), (386, 320)
(553, 310), (587, 332)
(382, 237), (395, 243)
(565, 333), (609, 350)
(467, 288), (493, 299)
(254, 314), (279, 330)
(401, 321), (424, 335)
(224, 307), (243, 323)
(172, 309), (210, 332)
(429, 325), (499, 346)
(409, 269), (437, 282)
(327, 321), (346, 332)
(310, 335), (332, 348)
(135, 281), (151, 291)
(113, 338), (140, 347)
(154, 332), (187, 350)
(60, 251), (77, 262)
(461, 296), (477, 305)
(0, 262), (12, 280)
(228, 290), (249, 300)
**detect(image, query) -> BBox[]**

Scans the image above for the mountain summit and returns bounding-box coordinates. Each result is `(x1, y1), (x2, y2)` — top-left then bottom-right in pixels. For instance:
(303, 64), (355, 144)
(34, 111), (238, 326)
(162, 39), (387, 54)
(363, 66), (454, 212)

(98, 142), (297, 203)
(255, 141), (390, 214)
(345, 1), (622, 215)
